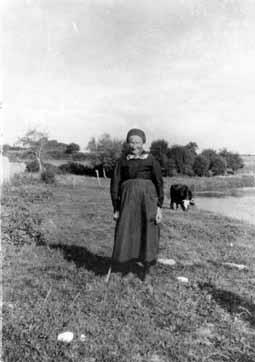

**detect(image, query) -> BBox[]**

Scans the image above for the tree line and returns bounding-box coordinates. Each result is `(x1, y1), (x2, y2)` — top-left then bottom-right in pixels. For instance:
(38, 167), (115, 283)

(3, 129), (244, 178)
(86, 134), (244, 177)
(150, 140), (244, 176)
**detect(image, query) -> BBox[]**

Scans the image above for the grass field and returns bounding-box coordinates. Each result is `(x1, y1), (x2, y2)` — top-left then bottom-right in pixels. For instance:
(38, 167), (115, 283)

(2, 175), (255, 362)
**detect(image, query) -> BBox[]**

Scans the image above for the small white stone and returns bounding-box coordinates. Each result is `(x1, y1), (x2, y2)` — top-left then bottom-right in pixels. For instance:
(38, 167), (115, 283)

(158, 258), (176, 266)
(223, 262), (248, 271)
(150, 353), (165, 362)
(80, 334), (86, 342)
(176, 276), (189, 283)
(136, 262), (144, 267)
(57, 331), (74, 343)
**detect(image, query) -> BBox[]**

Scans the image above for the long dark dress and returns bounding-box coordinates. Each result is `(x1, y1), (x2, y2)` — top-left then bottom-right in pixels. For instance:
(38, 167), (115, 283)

(110, 153), (164, 263)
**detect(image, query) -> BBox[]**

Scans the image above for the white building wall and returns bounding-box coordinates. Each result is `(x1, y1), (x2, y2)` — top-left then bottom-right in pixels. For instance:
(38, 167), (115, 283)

(0, 155), (26, 184)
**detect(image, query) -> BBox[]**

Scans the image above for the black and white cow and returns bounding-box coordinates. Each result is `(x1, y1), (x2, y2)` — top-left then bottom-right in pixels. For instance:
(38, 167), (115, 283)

(170, 184), (195, 211)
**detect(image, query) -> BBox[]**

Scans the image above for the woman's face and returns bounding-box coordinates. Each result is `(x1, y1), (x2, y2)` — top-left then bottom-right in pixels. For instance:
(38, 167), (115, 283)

(128, 135), (144, 155)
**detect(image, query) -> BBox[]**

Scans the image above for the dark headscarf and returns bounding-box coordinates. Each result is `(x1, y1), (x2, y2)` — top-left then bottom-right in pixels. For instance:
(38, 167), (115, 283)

(126, 128), (146, 143)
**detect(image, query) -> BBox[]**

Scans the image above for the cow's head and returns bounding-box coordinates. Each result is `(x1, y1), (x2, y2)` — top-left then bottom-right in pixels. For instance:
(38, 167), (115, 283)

(181, 199), (190, 211)
(181, 199), (195, 211)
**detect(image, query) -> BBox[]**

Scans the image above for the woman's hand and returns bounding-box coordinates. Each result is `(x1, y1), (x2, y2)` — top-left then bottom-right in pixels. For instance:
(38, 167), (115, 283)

(155, 207), (162, 224)
(113, 211), (120, 221)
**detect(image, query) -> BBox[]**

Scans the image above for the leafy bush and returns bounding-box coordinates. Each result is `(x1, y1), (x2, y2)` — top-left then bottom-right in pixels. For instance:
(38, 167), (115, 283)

(72, 152), (89, 161)
(166, 158), (177, 177)
(183, 165), (195, 176)
(44, 163), (62, 175)
(87, 134), (123, 171)
(44, 150), (69, 160)
(210, 155), (227, 175)
(65, 142), (80, 154)
(200, 149), (218, 168)
(193, 155), (210, 176)
(26, 160), (61, 176)
(167, 145), (196, 175)
(219, 149), (244, 171)
(150, 139), (169, 172)
(59, 162), (95, 176)
(26, 159), (40, 172)
(40, 169), (56, 184)
(16, 150), (35, 161)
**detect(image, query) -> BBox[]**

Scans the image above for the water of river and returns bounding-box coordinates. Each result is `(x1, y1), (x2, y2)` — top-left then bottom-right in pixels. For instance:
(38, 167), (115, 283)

(195, 187), (255, 225)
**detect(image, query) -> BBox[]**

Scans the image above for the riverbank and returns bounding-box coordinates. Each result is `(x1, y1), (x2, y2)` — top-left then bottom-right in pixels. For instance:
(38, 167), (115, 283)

(2, 175), (255, 361)
(164, 174), (255, 193)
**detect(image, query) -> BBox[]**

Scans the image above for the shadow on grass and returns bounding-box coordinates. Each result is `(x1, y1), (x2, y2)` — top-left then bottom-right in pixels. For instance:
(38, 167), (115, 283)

(50, 244), (145, 280)
(199, 282), (255, 328)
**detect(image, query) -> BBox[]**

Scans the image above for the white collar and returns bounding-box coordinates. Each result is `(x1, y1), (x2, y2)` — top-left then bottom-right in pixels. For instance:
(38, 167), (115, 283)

(126, 153), (149, 160)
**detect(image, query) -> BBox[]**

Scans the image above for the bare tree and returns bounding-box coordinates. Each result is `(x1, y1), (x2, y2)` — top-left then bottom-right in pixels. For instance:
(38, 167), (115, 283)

(16, 129), (48, 173)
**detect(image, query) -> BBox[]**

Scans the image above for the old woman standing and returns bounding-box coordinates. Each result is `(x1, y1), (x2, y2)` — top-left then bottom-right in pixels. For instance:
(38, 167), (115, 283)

(110, 128), (164, 279)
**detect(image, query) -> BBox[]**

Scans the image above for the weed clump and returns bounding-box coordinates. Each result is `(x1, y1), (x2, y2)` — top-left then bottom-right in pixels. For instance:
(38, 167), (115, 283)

(41, 169), (56, 184)
(1, 177), (53, 246)
(59, 162), (95, 176)
(26, 159), (40, 172)
(2, 199), (46, 246)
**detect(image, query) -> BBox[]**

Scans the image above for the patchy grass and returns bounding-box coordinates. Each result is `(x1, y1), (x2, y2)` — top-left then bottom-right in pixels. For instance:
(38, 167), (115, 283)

(2, 175), (255, 361)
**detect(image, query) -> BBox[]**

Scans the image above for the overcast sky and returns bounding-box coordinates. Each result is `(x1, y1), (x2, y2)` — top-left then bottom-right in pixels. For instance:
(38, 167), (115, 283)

(3, 0), (255, 153)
